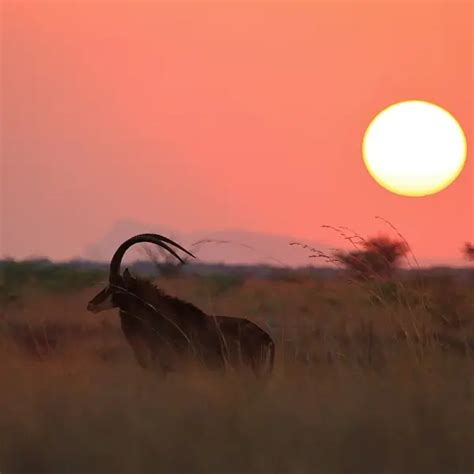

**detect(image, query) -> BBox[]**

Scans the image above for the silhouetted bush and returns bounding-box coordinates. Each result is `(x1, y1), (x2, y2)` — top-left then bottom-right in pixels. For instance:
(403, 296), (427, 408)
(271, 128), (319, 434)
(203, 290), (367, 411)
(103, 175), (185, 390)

(463, 242), (474, 261)
(334, 235), (409, 280)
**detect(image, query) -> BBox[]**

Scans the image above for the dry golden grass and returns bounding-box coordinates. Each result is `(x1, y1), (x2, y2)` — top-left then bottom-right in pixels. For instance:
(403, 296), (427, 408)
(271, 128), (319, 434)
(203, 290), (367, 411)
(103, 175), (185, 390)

(1, 274), (473, 473)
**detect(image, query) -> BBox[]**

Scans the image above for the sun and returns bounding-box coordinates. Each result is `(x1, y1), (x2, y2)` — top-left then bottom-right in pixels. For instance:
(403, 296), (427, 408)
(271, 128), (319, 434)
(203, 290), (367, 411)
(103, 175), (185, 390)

(362, 100), (467, 197)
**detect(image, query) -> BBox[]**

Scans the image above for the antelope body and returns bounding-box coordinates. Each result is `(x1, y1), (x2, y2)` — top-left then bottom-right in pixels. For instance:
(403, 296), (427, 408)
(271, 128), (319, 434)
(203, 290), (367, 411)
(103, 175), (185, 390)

(87, 234), (274, 376)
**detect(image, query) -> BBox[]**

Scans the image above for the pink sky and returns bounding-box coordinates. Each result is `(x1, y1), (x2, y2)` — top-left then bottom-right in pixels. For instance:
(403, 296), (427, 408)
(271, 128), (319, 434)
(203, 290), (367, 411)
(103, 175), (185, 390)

(2, 1), (473, 264)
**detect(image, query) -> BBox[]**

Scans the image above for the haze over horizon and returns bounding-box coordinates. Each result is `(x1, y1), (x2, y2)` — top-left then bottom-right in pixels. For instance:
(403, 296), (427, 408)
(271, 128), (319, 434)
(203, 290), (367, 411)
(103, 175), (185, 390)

(4, 218), (469, 269)
(2, 1), (472, 264)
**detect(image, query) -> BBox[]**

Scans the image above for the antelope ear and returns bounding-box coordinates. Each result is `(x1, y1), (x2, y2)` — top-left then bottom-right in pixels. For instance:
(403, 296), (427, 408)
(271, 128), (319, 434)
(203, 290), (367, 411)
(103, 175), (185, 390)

(123, 268), (133, 282)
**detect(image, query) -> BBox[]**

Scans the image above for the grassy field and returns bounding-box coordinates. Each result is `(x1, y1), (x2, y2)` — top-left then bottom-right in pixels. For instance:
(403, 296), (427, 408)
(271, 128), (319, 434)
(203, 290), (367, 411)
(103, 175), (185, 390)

(1, 262), (473, 473)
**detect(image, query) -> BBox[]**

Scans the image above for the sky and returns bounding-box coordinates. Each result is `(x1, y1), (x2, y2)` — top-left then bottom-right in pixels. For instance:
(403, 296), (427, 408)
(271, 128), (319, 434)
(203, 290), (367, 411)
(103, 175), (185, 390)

(1, 1), (473, 265)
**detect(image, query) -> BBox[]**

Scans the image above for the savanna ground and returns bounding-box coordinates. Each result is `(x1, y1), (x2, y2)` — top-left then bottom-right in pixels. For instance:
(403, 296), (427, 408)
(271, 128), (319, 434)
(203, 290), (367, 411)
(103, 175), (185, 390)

(1, 261), (473, 474)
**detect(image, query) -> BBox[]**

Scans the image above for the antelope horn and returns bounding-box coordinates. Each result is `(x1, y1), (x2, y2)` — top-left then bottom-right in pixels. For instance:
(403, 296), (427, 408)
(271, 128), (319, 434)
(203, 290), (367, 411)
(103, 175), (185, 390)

(109, 233), (195, 283)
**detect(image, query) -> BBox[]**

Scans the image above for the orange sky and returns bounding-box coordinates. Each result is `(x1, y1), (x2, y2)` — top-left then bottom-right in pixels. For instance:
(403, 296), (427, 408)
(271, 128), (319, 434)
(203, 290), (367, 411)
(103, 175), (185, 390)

(1, 1), (473, 264)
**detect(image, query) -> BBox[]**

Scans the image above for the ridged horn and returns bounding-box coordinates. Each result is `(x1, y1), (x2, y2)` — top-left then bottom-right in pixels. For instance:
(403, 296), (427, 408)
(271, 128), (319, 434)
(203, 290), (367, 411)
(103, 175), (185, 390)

(109, 233), (195, 283)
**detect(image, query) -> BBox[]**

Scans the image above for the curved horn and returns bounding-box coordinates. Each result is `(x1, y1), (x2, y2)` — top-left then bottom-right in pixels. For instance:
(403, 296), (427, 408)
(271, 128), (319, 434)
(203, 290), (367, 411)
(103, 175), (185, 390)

(109, 233), (195, 283)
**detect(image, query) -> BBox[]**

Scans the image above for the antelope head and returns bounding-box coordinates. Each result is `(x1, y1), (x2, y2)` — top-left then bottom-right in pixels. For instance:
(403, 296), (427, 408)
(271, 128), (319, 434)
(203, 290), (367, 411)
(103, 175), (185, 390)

(86, 233), (195, 314)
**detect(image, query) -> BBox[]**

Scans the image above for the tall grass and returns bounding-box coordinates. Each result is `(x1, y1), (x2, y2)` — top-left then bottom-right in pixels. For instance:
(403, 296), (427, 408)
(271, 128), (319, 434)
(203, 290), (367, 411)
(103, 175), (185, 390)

(1, 266), (473, 473)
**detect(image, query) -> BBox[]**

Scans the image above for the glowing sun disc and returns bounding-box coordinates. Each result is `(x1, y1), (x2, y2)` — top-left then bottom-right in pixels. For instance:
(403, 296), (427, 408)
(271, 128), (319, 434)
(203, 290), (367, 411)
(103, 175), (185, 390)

(362, 100), (467, 197)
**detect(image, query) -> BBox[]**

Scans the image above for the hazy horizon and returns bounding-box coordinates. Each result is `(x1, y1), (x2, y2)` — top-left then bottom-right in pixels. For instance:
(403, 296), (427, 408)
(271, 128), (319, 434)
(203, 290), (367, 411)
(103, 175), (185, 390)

(2, 217), (471, 269)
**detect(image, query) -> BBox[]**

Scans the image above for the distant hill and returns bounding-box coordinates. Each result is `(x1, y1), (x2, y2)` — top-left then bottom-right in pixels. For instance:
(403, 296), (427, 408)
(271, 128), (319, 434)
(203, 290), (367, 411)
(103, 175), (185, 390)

(82, 219), (471, 269)
(82, 219), (332, 267)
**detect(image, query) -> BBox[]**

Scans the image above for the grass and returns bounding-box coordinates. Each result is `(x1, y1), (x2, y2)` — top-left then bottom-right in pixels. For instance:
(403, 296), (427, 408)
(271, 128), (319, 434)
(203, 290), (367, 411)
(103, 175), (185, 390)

(0, 264), (473, 473)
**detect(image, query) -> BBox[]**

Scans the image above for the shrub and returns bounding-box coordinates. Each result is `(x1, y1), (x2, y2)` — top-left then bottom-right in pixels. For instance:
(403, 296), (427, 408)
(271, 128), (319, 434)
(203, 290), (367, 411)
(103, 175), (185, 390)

(462, 242), (474, 261)
(334, 235), (409, 281)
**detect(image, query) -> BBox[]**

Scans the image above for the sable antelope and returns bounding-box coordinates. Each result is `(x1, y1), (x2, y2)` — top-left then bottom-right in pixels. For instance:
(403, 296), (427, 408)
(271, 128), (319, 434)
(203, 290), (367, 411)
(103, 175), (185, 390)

(87, 234), (275, 376)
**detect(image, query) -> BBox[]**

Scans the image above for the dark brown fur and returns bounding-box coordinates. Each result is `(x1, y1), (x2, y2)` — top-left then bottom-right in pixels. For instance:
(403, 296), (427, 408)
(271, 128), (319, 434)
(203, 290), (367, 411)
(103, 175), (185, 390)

(92, 271), (275, 376)
(87, 233), (274, 376)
